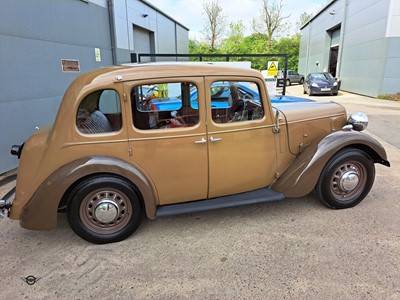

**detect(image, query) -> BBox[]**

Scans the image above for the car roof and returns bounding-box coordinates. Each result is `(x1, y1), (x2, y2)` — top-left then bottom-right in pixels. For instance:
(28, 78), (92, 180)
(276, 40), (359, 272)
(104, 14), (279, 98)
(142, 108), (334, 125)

(75, 63), (263, 86)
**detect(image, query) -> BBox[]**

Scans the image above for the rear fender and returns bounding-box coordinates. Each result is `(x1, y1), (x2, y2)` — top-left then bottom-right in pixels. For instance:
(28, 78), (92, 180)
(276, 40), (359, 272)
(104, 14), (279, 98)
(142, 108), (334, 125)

(19, 156), (158, 230)
(272, 130), (390, 198)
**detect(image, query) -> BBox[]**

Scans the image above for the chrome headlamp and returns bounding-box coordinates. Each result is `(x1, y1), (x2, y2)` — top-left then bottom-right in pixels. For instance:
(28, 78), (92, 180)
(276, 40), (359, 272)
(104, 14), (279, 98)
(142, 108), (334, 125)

(347, 112), (368, 131)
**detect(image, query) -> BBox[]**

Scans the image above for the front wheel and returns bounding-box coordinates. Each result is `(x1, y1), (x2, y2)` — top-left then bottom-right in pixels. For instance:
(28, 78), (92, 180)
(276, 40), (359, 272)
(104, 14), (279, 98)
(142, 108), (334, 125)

(67, 176), (142, 244)
(315, 149), (375, 209)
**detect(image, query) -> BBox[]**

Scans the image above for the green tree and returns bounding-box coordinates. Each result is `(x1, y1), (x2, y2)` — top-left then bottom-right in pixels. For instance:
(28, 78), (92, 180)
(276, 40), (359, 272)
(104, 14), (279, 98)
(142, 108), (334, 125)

(202, 0), (227, 52)
(219, 21), (246, 54)
(189, 39), (210, 55)
(296, 11), (314, 30)
(270, 33), (300, 70)
(252, 0), (290, 51)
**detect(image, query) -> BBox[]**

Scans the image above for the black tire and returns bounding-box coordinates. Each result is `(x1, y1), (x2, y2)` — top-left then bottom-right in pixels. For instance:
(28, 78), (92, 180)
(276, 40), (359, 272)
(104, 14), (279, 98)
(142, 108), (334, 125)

(299, 78), (304, 84)
(315, 148), (375, 209)
(286, 79), (291, 86)
(67, 176), (142, 244)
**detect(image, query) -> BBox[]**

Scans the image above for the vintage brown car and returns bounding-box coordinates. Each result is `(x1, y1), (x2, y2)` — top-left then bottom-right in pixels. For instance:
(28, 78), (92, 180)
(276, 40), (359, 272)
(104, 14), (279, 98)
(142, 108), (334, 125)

(0, 63), (390, 244)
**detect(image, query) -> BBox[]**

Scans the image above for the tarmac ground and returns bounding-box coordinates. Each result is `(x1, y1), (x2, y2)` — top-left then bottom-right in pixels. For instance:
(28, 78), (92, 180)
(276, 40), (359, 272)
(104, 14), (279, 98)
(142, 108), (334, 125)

(0, 85), (399, 299)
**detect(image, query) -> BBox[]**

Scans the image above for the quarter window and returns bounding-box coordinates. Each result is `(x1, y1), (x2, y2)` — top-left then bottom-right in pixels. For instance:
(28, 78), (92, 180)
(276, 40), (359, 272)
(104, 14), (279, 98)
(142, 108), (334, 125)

(131, 82), (199, 130)
(76, 89), (122, 134)
(210, 81), (264, 123)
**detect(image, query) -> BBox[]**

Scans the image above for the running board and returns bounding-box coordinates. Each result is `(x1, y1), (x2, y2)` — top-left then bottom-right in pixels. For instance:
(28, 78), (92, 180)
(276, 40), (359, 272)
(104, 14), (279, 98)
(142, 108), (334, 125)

(156, 188), (285, 218)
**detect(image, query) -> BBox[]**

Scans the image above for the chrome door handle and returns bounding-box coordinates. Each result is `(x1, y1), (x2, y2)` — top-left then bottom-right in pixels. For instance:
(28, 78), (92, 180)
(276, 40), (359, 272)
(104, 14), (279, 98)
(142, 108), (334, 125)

(194, 137), (207, 144)
(209, 136), (222, 143)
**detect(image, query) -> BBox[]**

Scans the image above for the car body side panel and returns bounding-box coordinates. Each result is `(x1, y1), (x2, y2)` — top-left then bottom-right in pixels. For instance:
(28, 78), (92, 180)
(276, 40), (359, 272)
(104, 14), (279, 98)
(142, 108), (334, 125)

(18, 156), (158, 230)
(272, 130), (389, 198)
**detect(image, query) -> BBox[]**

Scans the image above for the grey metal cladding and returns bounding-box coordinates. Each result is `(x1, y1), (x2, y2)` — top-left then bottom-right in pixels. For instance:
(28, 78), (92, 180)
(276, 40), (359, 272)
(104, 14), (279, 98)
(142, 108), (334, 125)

(176, 25), (189, 54)
(0, 0), (112, 49)
(156, 13), (177, 53)
(0, 0), (112, 173)
(382, 37), (400, 94)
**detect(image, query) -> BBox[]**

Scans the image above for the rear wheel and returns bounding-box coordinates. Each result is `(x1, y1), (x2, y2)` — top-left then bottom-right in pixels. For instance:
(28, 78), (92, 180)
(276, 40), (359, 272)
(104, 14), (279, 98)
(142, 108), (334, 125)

(316, 149), (375, 209)
(299, 78), (304, 84)
(67, 176), (142, 244)
(286, 79), (291, 86)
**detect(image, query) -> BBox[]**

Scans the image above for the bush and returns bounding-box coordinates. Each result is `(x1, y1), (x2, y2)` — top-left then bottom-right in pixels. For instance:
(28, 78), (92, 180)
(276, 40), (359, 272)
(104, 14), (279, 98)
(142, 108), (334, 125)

(377, 93), (400, 101)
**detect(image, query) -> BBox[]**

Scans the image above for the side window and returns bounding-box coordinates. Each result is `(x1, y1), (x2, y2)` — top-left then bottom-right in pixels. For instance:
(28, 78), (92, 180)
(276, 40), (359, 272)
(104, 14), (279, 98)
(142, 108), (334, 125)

(210, 81), (264, 124)
(76, 89), (122, 134)
(131, 82), (199, 130)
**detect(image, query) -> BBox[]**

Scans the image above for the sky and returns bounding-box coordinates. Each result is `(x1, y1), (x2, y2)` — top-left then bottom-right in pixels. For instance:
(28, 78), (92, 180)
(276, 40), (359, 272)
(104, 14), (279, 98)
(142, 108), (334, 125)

(149, 0), (329, 40)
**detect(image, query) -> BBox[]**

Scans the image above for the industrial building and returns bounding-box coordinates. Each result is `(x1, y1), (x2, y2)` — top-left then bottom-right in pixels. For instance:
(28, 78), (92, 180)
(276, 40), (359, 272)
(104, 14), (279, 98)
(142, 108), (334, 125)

(0, 0), (189, 173)
(299, 0), (400, 97)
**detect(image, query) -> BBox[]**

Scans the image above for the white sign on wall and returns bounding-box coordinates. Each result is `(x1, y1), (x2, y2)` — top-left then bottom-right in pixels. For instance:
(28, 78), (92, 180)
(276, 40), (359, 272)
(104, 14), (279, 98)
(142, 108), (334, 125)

(95, 48), (101, 62)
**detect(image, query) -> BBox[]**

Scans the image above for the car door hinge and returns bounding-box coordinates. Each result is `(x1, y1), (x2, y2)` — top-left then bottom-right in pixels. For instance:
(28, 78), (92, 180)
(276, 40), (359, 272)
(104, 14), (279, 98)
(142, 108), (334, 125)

(128, 147), (133, 156)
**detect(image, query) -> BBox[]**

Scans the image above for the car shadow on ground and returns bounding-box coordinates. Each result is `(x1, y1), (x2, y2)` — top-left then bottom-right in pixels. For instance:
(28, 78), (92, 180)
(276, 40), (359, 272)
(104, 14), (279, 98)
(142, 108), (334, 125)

(4, 194), (325, 246)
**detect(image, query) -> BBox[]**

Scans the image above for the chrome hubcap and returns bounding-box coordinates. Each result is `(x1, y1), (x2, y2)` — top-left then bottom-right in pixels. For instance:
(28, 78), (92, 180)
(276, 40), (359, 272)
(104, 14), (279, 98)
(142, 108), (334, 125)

(339, 171), (359, 191)
(94, 200), (119, 223)
(80, 189), (132, 234)
(330, 161), (366, 201)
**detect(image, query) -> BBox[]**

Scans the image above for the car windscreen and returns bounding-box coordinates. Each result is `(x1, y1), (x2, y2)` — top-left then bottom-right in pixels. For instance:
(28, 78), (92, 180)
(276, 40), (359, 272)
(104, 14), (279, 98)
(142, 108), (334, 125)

(311, 73), (333, 81)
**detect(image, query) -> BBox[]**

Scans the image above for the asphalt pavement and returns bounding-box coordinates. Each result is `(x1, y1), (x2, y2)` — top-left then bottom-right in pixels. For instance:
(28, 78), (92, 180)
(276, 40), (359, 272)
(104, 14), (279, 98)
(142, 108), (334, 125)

(0, 86), (399, 299)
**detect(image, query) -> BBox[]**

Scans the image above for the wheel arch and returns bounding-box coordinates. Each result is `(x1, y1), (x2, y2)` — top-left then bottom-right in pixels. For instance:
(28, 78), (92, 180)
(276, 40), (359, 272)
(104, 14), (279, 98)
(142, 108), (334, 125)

(20, 156), (158, 231)
(272, 130), (390, 198)
(59, 172), (146, 213)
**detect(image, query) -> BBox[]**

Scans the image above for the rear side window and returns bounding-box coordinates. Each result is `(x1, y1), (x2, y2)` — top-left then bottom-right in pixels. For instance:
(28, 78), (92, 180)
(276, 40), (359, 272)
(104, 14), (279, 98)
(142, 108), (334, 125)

(76, 89), (122, 134)
(131, 82), (199, 130)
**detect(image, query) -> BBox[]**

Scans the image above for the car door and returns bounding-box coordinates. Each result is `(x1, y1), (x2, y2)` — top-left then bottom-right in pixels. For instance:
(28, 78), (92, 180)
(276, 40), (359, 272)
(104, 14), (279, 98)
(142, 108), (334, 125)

(205, 77), (278, 198)
(125, 78), (208, 205)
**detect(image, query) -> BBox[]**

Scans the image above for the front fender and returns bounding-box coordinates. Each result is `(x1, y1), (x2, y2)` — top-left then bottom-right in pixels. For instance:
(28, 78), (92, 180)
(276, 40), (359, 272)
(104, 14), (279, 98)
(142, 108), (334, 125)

(272, 130), (390, 198)
(19, 156), (158, 230)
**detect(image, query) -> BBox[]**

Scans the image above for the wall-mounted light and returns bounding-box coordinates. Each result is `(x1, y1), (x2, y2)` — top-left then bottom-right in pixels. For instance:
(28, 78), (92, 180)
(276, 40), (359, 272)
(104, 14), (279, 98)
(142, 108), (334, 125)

(142, 14), (148, 18)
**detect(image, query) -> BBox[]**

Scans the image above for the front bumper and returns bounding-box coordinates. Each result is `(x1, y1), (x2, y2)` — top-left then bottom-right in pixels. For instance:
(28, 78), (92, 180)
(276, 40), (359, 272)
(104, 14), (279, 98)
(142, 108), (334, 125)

(310, 85), (339, 95)
(0, 187), (15, 219)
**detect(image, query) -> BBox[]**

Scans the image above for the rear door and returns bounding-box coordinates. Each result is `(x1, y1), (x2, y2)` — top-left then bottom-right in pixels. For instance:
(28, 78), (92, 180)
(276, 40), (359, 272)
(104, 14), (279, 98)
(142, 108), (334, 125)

(125, 78), (208, 205)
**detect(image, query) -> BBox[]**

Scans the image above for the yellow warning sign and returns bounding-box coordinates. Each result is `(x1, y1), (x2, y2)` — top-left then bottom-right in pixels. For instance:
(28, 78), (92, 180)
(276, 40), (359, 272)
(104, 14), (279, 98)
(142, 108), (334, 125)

(267, 61), (278, 77)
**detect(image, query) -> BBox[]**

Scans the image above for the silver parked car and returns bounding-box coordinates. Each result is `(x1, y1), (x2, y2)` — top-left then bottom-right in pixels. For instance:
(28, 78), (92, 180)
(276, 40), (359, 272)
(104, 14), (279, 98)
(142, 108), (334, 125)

(277, 70), (305, 86)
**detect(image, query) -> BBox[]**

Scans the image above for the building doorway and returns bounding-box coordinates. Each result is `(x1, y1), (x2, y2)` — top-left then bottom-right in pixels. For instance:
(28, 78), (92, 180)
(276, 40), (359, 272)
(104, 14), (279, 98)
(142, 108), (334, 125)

(329, 46), (339, 77)
(133, 25), (155, 56)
